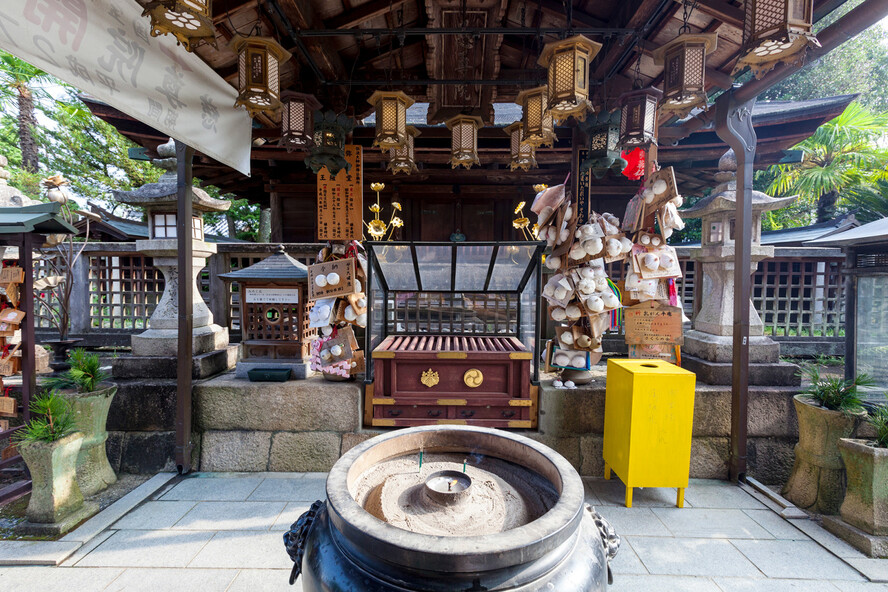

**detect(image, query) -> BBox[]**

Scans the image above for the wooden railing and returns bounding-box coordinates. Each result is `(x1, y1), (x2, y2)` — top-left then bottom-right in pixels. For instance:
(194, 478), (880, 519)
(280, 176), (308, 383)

(35, 243), (846, 356)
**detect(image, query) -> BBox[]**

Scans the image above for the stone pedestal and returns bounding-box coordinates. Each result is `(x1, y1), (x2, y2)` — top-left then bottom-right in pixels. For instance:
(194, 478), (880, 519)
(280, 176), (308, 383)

(131, 240), (228, 357)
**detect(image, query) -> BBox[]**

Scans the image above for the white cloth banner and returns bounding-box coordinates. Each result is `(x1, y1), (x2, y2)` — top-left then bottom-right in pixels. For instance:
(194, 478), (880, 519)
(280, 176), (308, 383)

(0, 0), (252, 176)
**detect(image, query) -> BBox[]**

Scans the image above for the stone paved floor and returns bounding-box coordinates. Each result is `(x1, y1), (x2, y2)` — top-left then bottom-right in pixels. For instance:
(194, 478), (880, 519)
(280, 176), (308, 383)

(1, 473), (886, 591)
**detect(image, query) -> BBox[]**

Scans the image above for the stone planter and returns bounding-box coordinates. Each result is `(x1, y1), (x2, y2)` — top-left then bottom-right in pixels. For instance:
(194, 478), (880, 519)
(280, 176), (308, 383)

(782, 395), (865, 515)
(19, 432), (84, 524)
(64, 384), (118, 496)
(838, 438), (888, 536)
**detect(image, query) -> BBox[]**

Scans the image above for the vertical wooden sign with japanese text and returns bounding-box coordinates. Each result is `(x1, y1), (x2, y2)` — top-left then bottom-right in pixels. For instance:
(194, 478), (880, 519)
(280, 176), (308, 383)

(317, 145), (363, 241)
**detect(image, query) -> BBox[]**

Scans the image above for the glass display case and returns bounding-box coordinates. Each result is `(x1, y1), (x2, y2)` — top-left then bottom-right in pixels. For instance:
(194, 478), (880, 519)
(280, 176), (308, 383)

(364, 241), (545, 428)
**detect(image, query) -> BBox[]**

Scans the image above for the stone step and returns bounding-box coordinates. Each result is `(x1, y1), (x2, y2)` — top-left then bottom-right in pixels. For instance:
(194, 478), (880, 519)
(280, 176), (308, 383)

(682, 355), (802, 386)
(111, 345), (237, 380)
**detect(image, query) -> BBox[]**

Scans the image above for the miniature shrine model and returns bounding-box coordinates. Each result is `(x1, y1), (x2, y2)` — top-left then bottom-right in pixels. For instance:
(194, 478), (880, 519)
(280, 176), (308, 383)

(220, 246), (315, 379)
(365, 241), (544, 428)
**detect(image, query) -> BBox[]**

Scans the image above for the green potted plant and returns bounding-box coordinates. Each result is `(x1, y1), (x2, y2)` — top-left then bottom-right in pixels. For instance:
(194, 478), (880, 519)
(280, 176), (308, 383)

(837, 401), (888, 547)
(782, 366), (873, 514)
(15, 391), (84, 525)
(44, 349), (117, 496)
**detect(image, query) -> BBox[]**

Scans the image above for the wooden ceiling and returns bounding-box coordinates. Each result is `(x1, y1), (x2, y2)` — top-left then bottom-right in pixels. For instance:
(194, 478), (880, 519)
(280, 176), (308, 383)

(103, 0), (853, 206)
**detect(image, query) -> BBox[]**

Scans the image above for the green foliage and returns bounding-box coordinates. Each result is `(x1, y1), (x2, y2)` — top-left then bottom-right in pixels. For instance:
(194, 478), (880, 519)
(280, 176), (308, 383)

(799, 365), (874, 413)
(765, 102), (888, 223)
(42, 349), (109, 394)
(867, 403), (888, 448)
(846, 179), (888, 223)
(815, 354), (845, 368)
(14, 391), (76, 443)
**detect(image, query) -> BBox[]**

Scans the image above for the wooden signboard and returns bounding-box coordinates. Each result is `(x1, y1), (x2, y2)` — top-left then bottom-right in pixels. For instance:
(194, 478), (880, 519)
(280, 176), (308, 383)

(308, 258), (358, 300)
(317, 144), (363, 241)
(622, 194), (644, 233)
(0, 309), (25, 325)
(624, 301), (684, 345)
(0, 396), (16, 417)
(0, 267), (24, 284)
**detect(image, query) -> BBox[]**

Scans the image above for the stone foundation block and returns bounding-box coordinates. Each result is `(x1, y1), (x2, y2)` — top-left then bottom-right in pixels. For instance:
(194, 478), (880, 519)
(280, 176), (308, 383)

(690, 437), (730, 479)
(692, 387), (731, 437)
(683, 355), (801, 386)
(747, 437), (796, 485)
(112, 347), (237, 380)
(748, 390), (799, 438)
(823, 515), (888, 558)
(523, 433), (580, 470)
(269, 432), (341, 472)
(341, 431), (385, 455)
(201, 431), (272, 472)
(107, 380), (177, 432)
(110, 431), (176, 474)
(195, 376), (360, 433)
(538, 384), (605, 436)
(580, 435), (605, 477)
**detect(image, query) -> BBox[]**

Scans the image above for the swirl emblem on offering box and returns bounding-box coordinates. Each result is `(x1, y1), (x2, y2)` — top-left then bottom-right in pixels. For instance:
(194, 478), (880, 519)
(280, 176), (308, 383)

(463, 369), (484, 388)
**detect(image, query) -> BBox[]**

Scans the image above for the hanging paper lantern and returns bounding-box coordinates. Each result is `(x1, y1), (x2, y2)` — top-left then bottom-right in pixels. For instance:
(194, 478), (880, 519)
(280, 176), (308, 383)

(142, 0), (216, 52)
(231, 35), (291, 117)
(733, 0), (819, 79)
(368, 91), (413, 150)
(280, 92), (321, 152)
(446, 115), (482, 169)
(618, 86), (662, 148)
(305, 110), (356, 176)
(516, 86), (555, 148)
(537, 35), (603, 124)
(652, 34), (718, 117)
(621, 147), (646, 180)
(388, 126), (420, 175)
(505, 122), (537, 171)
(580, 111), (626, 179)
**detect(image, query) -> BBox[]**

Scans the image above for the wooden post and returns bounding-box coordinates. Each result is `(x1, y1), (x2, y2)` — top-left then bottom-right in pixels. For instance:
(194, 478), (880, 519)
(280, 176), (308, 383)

(843, 248), (856, 382)
(175, 141), (195, 474)
(20, 233), (35, 424)
(270, 190), (283, 243)
(714, 91), (756, 483)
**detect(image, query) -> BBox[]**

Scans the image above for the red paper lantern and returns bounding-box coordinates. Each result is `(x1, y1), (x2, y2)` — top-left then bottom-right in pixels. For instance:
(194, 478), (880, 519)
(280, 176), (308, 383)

(621, 148), (645, 180)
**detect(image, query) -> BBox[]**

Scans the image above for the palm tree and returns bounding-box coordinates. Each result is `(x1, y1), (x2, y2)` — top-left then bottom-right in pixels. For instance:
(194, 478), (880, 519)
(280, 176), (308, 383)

(767, 102), (888, 223)
(847, 179), (888, 223)
(0, 52), (53, 173)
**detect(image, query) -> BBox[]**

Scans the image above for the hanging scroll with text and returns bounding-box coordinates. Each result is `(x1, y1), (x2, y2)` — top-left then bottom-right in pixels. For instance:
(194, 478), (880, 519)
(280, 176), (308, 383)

(624, 301), (684, 345)
(317, 145), (363, 241)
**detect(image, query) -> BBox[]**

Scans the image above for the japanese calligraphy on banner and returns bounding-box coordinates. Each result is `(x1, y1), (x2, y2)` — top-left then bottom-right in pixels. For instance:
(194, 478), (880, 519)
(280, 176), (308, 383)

(317, 145), (363, 241)
(0, 0), (252, 175)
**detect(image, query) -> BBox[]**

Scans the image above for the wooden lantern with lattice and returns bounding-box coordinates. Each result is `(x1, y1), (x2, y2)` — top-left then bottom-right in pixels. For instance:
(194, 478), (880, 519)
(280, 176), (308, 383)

(733, 0), (819, 79)
(220, 246), (316, 364)
(652, 34), (718, 117)
(618, 86), (663, 148)
(368, 91), (414, 150)
(505, 122), (537, 171)
(142, 0), (216, 51)
(516, 86), (555, 148)
(537, 35), (603, 124)
(446, 115), (483, 169)
(231, 35), (292, 117)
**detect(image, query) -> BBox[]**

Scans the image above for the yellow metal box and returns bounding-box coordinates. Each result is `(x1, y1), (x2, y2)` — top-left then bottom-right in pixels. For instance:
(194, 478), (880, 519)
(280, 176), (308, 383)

(603, 359), (696, 508)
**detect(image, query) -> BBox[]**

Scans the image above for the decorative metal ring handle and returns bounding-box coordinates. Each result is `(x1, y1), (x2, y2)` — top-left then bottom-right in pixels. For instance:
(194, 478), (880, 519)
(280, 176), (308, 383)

(283, 500), (324, 585)
(586, 504), (620, 585)
(428, 409), (441, 417)
(388, 409), (402, 417)
(460, 409), (476, 418)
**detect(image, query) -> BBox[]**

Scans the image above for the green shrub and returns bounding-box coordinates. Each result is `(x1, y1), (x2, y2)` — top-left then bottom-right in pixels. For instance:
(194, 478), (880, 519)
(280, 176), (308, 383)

(43, 348), (109, 393)
(867, 403), (888, 448)
(799, 366), (874, 413)
(14, 391), (76, 443)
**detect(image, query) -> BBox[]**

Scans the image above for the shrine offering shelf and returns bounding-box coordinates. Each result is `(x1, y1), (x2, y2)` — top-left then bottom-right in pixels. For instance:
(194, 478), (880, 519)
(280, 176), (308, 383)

(369, 335), (537, 429)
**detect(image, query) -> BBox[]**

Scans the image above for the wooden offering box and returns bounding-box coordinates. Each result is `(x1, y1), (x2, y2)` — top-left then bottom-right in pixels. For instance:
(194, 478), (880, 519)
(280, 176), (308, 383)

(364, 242), (545, 429)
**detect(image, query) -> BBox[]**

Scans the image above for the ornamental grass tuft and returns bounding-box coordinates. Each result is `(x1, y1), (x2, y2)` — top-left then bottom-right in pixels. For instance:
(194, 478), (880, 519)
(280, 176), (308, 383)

(798, 365), (874, 414)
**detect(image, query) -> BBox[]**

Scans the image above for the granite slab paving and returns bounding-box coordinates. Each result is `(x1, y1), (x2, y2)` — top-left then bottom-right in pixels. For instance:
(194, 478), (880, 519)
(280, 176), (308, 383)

(0, 472), (885, 591)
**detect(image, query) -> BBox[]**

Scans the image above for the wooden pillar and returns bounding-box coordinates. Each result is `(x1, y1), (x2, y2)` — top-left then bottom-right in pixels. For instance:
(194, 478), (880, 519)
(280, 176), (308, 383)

(843, 248), (857, 382)
(175, 141), (195, 474)
(270, 190), (283, 243)
(714, 91), (757, 483)
(20, 234), (35, 424)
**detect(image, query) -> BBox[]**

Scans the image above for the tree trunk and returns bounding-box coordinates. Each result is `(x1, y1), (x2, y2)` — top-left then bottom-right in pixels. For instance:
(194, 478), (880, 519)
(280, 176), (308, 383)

(817, 190), (839, 223)
(226, 214), (237, 238)
(17, 88), (38, 173)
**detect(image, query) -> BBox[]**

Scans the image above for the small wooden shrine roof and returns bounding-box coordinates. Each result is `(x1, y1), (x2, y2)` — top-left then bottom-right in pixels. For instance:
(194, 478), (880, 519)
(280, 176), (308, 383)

(0, 203), (77, 235)
(220, 245), (309, 281)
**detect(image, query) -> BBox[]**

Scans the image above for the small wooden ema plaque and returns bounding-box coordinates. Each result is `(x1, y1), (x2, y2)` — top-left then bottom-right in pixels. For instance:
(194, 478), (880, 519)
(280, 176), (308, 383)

(0, 419), (9, 432)
(308, 259), (358, 300)
(0, 267), (24, 284)
(0, 396), (16, 417)
(625, 301), (684, 345)
(317, 145), (363, 241)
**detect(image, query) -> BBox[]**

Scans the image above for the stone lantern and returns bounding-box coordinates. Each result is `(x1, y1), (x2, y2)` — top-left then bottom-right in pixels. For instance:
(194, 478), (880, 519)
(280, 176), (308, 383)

(112, 139), (229, 357)
(680, 150), (799, 385)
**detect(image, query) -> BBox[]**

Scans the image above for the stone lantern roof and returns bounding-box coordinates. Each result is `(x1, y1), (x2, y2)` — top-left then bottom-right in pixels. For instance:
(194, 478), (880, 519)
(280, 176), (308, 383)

(111, 139), (230, 213)
(679, 150), (796, 219)
(0, 156), (40, 208)
(219, 245), (308, 283)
